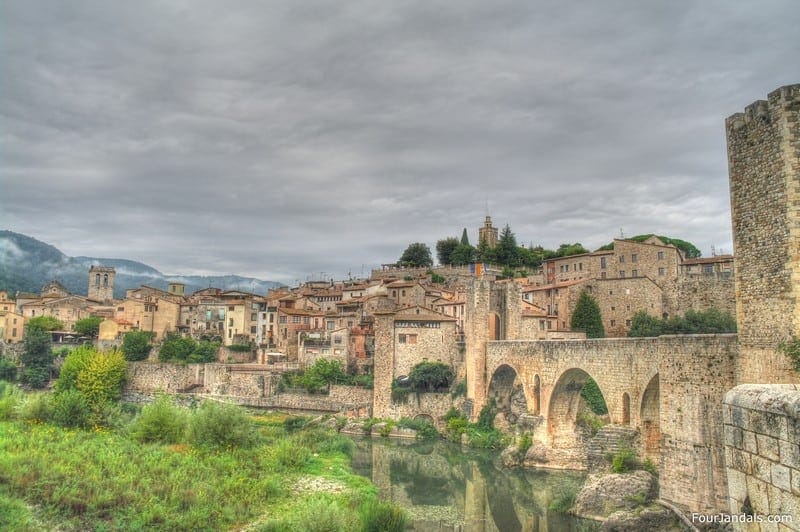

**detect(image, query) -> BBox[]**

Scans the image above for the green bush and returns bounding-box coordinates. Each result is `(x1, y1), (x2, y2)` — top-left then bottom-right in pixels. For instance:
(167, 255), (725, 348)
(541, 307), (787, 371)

(227, 343), (252, 352)
(50, 389), (91, 428)
(476, 399), (496, 430)
(450, 380), (466, 398)
(0, 381), (23, 420)
(407, 361), (453, 392)
(580, 378), (608, 415)
(129, 396), (188, 444)
(360, 499), (408, 532)
(121, 331), (153, 361)
(548, 484), (577, 513)
(75, 348), (127, 407)
(397, 417), (439, 440)
(158, 333), (197, 362)
(611, 448), (640, 473)
(17, 393), (53, 423)
(55, 345), (94, 393)
(518, 432), (532, 454)
(21, 367), (50, 389)
(283, 415), (308, 433)
(0, 356), (17, 381)
(187, 401), (261, 449)
(273, 439), (312, 470)
(390, 381), (411, 404)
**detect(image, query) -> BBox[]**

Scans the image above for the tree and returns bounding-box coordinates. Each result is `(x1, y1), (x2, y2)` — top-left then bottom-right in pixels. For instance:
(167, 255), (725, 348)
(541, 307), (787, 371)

(495, 224), (520, 266)
(627, 311), (664, 337)
(570, 291), (605, 338)
(450, 243), (476, 265)
(460, 228), (470, 246)
(436, 237), (460, 265)
(26, 315), (63, 332)
(121, 331), (153, 361)
(554, 243), (589, 258)
(158, 333), (197, 362)
(20, 327), (53, 387)
(476, 236), (495, 263)
(408, 361), (454, 392)
(399, 242), (433, 268)
(74, 317), (102, 338)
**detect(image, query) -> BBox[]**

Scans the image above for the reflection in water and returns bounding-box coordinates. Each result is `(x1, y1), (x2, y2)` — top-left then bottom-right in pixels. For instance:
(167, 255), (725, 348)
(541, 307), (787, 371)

(351, 438), (600, 531)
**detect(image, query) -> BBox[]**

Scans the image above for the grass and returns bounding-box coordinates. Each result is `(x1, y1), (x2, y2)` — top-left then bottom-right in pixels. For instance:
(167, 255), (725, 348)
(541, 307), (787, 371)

(0, 384), (406, 531)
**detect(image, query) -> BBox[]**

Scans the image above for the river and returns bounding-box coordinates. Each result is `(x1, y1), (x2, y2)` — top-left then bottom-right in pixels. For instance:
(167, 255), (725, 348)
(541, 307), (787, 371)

(350, 437), (599, 531)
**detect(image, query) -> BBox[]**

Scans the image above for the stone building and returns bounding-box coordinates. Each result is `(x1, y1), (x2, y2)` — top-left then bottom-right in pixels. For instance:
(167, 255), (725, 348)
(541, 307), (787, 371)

(478, 215), (499, 248)
(116, 286), (182, 341)
(87, 265), (115, 302)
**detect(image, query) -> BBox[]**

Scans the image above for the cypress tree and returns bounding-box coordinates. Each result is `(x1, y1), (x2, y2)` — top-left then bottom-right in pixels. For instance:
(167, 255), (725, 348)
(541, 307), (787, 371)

(570, 291), (605, 338)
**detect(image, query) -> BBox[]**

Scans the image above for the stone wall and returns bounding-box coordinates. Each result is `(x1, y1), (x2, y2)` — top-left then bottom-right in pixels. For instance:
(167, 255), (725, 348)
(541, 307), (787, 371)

(125, 362), (203, 392)
(662, 276), (736, 318)
(727, 84), (800, 383)
(723, 384), (800, 529)
(378, 392), (462, 428)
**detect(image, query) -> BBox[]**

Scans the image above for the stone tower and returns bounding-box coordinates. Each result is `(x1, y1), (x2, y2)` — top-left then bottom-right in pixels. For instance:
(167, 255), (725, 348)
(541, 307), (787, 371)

(478, 215), (498, 248)
(88, 265), (115, 302)
(726, 84), (800, 383)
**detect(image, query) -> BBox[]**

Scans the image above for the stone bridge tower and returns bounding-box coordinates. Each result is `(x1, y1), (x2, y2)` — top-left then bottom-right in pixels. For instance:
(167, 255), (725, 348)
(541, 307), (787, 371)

(88, 265), (115, 303)
(727, 84), (800, 384)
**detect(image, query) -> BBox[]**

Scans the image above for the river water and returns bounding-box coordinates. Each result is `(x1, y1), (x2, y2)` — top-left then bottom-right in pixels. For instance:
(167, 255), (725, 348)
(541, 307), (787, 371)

(350, 437), (599, 531)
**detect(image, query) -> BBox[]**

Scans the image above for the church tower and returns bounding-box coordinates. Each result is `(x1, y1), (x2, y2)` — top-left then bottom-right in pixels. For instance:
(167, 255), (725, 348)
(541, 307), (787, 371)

(478, 215), (498, 248)
(88, 265), (115, 302)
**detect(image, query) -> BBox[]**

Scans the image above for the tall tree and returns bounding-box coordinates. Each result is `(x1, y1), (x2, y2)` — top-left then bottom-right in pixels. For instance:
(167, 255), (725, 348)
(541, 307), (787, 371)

(460, 228), (470, 246)
(495, 224), (520, 266)
(20, 327), (53, 387)
(74, 317), (102, 338)
(26, 315), (63, 331)
(450, 243), (477, 265)
(476, 236), (494, 263)
(570, 291), (605, 338)
(399, 242), (433, 268)
(436, 237), (460, 265)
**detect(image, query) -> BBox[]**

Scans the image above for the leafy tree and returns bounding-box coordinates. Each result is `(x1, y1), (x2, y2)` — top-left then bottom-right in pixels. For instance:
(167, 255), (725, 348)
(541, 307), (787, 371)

(407, 361), (453, 392)
(294, 358), (349, 393)
(554, 243), (589, 258)
(399, 242), (433, 268)
(74, 317), (102, 338)
(55, 345), (94, 393)
(121, 331), (153, 361)
(26, 315), (63, 332)
(460, 228), (470, 246)
(75, 349), (127, 406)
(0, 355), (17, 381)
(20, 327), (52, 388)
(436, 237), (460, 265)
(627, 311), (664, 337)
(570, 291), (605, 338)
(450, 243), (476, 265)
(495, 224), (520, 266)
(190, 340), (219, 363)
(158, 333), (197, 362)
(476, 236), (495, 263)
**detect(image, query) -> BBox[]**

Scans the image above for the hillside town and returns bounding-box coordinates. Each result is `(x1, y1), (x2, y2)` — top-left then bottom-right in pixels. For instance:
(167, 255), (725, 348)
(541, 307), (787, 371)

(0, 215), (735, 375)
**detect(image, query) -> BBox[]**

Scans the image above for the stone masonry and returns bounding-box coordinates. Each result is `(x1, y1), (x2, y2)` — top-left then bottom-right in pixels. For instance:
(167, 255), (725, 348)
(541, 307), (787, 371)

(723, 385), (800, 529)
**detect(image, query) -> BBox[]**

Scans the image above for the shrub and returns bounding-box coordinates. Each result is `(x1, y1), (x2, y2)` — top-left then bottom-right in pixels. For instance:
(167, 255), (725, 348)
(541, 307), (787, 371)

(548, 485), (577, 513)
(0, 356), (17, 381)
(227, 343), (252, 352)
(189, 340), (219, 363)
(285, 494), (355, 531)
(360, 499), (408, 532)
(611, 448), (640, 473)
(158, 333), (197, 362)
(450, 380), (466, 398)
(580, 378), (608, 415)
(518, 433), (532, 454)
(17, 392), (53, 423)
(187, 401), (261, 449)
(397, 417), (439, 441)
(129, 396), (188, 444)
(73, 317), (102, 338)
(51, 389), (91, 428)
(75, 349), (127, 406)
(274, 439), (312, 470)
(476, 399), (496, 431)
(0, 381), (23, 420)
(121, 331), (153, 361)
(21, 367), (49, 389)
(55, 345), (94, 393)
(283, 415), (308, 433)
(390, 381), (411, 404)
(407, 361), (453, 392)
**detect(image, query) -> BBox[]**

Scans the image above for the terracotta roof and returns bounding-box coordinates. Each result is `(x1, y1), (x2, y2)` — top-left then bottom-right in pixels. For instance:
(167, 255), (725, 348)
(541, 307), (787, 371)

(393, 305), (456, 322)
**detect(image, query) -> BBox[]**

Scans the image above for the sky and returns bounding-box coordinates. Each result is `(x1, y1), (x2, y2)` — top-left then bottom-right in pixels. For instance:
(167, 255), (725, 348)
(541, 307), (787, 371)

(1, 1), (798, 285)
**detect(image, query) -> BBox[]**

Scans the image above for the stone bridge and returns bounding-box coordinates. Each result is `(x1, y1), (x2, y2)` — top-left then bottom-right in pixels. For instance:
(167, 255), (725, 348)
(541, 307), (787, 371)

(474, 334), (739, 513)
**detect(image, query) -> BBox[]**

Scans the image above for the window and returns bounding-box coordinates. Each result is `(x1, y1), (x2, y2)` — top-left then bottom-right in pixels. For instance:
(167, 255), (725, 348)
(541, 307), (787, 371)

(610, 320), (616, 326)
(703, 264), (714, 274)
(539, 320), (545, 330)
(619, 271), (625, 278)
(601, 272), (607, 279)
(631, 254), (638, 262)
(611, 306), (615, 311)
(327, 321), (335, 330)
(303, 317), (310, 324)
(251, 313), (257, 321)
(250, 326), (256, 334)
(292, 316), (301, 324)
(579, 262), (583, 271)
(228, 330), (232, 338)
(600, 257), (607, 269)
(658, 267), (665, 276)
(279, 316), (287, 324)
(334, 335), (342, 344)
(631, 269), (638, 277)
(229, 318), (233, 326)
(269, 314), (274, 323)
(657, 251), (665, 260)
(401, 290), (406, 297)
(619, 255), (625, 263)
(228, 306), (235, 311)
(626, 319), (632, 327)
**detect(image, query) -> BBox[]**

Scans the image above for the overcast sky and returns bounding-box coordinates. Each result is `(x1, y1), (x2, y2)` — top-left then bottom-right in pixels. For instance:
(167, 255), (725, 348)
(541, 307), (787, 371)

(1, 1), (798, 285)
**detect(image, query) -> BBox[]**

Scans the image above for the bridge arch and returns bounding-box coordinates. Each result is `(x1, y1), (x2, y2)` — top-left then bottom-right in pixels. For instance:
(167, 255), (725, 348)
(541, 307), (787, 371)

(547, 367), (609, 468)
(488, 364), (527, 421)
(640, 373), (661, 462)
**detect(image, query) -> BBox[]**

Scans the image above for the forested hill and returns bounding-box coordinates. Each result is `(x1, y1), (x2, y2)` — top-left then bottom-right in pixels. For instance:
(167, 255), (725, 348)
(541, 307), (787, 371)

(0, 230), (283, 298)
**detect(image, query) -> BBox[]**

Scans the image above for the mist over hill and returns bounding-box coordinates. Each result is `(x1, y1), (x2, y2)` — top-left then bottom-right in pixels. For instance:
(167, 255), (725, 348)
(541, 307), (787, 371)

(0, 230), (284, 298)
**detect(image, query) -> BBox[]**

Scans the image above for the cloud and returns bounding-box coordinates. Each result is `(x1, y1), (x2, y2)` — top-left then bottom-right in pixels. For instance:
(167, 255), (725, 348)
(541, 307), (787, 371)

(1, 0), (798, 283)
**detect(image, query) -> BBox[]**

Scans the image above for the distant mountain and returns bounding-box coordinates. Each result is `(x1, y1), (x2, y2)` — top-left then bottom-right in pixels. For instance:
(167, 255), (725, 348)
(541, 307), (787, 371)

(0, 230), (284, 298)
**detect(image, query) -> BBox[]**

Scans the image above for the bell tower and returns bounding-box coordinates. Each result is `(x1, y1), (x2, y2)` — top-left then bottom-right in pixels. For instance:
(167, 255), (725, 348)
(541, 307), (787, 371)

(88, 265), (115, 302)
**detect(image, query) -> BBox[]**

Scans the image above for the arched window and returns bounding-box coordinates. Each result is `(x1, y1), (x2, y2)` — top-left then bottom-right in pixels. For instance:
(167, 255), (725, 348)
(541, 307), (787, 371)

(95, 273), (101, 286)
(103, 274), (108, 287)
